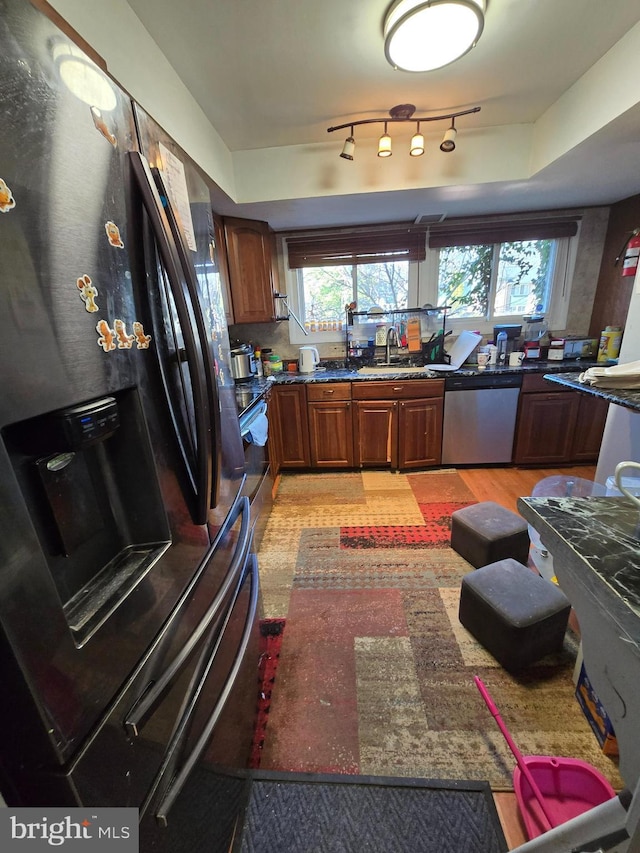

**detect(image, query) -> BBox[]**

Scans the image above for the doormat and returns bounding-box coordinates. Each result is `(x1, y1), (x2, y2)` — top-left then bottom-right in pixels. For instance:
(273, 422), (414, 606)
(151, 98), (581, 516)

(249, 618), (286, 769)
(236, 771), (507, 853)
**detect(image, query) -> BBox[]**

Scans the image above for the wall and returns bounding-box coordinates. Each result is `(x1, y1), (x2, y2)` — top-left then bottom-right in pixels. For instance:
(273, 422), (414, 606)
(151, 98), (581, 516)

(589, 193), (640, 337)
(231, 207), (610, 365)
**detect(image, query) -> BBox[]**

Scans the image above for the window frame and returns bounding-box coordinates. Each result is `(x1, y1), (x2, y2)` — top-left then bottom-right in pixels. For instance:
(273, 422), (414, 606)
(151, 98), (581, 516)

(282, 223), (578, 346)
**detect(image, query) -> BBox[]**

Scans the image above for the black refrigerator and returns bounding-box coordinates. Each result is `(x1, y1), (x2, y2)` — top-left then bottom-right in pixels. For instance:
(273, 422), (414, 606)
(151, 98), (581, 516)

(0, 0), (259, 848)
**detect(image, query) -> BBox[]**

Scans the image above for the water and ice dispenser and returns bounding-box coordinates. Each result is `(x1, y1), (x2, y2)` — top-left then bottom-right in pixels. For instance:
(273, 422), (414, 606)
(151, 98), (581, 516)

(4, 391), (170, 645)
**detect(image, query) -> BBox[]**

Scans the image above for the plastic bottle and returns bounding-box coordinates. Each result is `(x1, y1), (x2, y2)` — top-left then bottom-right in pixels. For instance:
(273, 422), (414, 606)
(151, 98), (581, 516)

(496, 331), (508, 364)
(268, 353), (283, 373)
(254, 346), (263, 377)
(598, 326), (622, 363)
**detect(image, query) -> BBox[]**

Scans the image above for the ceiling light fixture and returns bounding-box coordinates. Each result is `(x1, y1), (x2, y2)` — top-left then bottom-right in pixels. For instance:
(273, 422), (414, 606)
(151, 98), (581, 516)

(328, 103), (480, 160)
(383, 0), (485, 73)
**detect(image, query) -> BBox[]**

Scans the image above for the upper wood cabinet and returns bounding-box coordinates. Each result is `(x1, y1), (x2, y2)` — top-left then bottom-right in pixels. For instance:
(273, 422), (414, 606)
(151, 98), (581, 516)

(222, 216), (276, 324)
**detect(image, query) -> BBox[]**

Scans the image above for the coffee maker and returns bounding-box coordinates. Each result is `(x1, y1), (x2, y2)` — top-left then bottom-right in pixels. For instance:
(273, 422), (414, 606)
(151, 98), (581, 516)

(493, 324), (522, 364)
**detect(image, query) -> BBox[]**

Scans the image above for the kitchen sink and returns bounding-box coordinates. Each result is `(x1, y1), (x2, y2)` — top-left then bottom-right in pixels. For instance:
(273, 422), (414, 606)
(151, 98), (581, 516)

(357, 364), (433, 375)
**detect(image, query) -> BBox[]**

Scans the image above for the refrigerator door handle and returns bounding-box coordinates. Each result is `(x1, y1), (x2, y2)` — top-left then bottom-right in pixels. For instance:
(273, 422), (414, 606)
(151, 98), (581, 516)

(151, 552), (259, 827)
(150, 165), (223, 510)
(124, 495), (251, 737)
(128, 151), (213, 525)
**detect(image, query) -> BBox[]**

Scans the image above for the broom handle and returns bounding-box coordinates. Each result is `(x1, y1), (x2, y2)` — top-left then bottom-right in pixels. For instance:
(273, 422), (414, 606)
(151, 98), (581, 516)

(474, 676), (555, 831)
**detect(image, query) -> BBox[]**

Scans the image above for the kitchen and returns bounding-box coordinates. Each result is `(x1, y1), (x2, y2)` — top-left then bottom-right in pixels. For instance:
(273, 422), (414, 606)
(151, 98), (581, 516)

(3, 1), (640, 851)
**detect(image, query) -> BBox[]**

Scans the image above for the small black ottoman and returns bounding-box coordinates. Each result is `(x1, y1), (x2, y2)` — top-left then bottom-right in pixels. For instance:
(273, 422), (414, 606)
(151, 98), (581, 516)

(458, 558), (571, 672)
(451, 501), (530, 568)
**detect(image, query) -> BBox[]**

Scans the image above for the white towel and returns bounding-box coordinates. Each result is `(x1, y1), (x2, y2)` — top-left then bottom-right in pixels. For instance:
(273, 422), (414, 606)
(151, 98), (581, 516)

(246, 412), (269, 446)
(579, 359), (640, 389)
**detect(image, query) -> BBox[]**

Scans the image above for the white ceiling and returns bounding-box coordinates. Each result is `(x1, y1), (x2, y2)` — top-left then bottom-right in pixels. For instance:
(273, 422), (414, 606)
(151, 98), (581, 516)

(125, 0), (640, 229)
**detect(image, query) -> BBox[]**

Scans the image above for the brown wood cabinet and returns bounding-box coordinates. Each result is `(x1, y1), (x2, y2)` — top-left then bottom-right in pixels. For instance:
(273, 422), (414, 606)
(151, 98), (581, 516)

(222, 216), (275, 324)
(271, 385), (310, 469)
(352, 379), (444, 469)
(398, 397), (444, 469)
(513, 374), (608, 465)
(307, 383), (354, 468)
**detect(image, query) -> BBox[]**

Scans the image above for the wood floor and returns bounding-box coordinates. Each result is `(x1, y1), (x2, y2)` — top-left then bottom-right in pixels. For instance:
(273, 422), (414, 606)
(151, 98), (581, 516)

(456, 462), (597, 849)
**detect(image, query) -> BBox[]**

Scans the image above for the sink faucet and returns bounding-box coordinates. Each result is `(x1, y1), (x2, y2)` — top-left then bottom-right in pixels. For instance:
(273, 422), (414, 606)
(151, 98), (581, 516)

(385, 326), (399, 363)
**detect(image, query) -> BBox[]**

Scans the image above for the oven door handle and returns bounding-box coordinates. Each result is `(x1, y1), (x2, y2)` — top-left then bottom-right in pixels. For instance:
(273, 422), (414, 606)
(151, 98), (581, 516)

(124, 496), (251, 736)
(145, 552), (259, 826)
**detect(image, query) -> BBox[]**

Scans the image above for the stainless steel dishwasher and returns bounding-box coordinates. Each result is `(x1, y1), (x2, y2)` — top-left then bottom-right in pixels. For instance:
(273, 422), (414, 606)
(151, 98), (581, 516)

(442, 373), (522, 464)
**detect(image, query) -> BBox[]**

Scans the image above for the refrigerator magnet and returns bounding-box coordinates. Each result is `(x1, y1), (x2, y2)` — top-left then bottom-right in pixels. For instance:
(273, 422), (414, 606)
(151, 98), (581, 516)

(91, 106), (117, 147)
(114, 319), (135, 349)
(77, 274), (99, 312)
(132, 322), (152, 349)
(0, 178), (16, 212)
(105, 220), (124, 248)
(96, 319), (116, 352)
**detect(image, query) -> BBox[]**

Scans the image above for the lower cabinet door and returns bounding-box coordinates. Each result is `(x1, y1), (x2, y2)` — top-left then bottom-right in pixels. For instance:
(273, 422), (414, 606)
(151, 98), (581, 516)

(398, 397), (444, 469)
(354, 400), (398, 467)
(308, 401), (354, 467)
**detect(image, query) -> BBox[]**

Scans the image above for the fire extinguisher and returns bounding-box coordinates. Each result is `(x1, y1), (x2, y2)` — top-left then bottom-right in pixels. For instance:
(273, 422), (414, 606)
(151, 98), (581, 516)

(615, 228), (640, 277)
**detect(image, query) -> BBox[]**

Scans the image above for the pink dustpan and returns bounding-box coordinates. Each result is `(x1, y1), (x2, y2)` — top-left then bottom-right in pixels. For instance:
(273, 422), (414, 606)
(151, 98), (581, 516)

(474, 676), (616, 839)
(514, 755), (616, 839)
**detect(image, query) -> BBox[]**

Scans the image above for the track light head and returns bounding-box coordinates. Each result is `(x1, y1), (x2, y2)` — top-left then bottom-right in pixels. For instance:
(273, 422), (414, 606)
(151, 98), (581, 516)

(378, 123), (392, 157)
(340, 135), (355, 160)
(410, 123), (424, 156)
(440, 125), (457, 152)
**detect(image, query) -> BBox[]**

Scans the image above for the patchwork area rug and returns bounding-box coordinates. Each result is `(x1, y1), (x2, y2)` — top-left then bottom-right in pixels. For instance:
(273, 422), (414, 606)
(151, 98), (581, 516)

(255, 470), (623, 791)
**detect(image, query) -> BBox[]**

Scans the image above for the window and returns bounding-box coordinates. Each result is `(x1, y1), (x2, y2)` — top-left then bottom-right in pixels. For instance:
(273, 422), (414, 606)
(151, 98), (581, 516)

(283, 215), (579, 343)
(437, 239), (556, 321)
(297, 260), (409, 332)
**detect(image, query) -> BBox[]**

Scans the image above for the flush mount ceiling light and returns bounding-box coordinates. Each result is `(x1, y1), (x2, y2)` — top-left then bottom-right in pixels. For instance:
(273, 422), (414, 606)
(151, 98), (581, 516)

(328, 103), (480, 160)
(384, 0), (485, 73)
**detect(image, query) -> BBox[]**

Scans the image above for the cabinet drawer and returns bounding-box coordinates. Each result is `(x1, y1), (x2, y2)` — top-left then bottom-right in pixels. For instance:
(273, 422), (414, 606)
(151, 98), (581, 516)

(306, 382), (352, 402)
(521, 373), (561, 393)
(352, 379), (444, 400)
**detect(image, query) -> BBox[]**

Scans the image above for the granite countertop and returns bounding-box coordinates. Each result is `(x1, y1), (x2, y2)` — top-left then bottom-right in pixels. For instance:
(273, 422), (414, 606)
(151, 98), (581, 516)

(543, 372), (640, 413)
(267, 359), (595, 384)
(233, 360), (597, 416)
(518, 493), (640, 791)
(517, 495), (640, 632)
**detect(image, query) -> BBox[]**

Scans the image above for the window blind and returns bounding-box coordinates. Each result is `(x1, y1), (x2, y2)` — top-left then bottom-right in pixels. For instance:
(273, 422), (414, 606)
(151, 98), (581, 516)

(428, 215), (579, 248)
(286, 225), (427, 269)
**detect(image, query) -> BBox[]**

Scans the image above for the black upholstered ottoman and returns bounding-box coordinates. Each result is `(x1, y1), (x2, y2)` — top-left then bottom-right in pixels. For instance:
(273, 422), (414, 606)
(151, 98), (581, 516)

(458, 558), (571, 672)
(451, 501), (530, 568)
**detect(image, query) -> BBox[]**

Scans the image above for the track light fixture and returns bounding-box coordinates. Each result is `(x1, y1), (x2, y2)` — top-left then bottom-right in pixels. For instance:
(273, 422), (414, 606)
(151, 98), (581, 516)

(328, 103), (480, 160)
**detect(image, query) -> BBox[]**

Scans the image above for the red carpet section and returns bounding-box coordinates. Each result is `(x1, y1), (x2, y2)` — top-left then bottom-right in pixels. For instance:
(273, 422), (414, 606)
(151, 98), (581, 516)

(339, 502), (472, 548)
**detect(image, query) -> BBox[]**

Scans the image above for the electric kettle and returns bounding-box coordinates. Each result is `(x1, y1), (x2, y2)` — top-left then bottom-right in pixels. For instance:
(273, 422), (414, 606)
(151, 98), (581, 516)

(299, 346), (319, 373)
